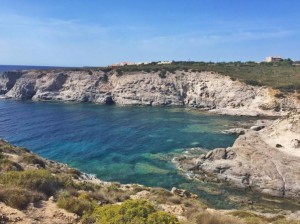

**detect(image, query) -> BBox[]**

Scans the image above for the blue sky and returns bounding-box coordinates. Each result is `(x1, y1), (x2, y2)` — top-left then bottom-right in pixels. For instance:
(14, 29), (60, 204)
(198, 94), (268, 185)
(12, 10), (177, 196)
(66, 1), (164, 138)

(0, 0), (299, 66)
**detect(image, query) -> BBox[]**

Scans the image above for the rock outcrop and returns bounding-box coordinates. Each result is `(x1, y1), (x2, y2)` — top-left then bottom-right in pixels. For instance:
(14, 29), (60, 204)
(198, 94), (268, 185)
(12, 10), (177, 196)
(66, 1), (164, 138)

(0, 70), (299, 116)
(174, 113), (300, 199)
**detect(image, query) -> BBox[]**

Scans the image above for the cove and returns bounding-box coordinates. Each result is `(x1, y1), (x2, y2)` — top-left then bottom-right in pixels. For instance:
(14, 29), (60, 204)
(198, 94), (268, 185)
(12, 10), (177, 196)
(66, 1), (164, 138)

(0, 99), (282, 209)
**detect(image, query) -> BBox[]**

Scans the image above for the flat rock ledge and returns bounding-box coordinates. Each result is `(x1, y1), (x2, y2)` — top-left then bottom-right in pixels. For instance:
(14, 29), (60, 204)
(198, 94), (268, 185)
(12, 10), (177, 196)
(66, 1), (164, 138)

(174, 113), (300, 199)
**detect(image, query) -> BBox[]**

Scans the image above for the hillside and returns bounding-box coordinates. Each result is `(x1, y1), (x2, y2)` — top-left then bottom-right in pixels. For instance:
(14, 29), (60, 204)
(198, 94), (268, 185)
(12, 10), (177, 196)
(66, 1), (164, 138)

(77, 60), (300, 93)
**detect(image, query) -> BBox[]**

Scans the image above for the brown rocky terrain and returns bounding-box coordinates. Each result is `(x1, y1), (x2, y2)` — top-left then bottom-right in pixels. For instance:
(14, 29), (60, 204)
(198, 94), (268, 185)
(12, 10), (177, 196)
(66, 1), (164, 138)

(0, 70), (299, 116)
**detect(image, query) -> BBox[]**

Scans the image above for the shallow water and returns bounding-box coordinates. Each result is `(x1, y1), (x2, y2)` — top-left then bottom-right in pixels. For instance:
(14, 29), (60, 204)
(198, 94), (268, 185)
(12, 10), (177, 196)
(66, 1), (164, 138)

(0, 100), (298, 210)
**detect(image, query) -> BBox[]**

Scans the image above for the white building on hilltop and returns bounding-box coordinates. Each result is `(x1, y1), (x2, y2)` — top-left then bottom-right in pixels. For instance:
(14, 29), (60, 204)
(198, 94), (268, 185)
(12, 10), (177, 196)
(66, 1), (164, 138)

(157, 61), (173, 65)
(265, 56), (283, 62)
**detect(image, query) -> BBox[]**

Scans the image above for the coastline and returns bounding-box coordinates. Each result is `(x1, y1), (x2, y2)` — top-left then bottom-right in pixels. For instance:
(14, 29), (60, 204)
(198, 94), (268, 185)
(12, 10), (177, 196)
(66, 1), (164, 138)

(172, 113), (300, 200)
(0, 69), (299, 117)
(1, 139), (300, 223)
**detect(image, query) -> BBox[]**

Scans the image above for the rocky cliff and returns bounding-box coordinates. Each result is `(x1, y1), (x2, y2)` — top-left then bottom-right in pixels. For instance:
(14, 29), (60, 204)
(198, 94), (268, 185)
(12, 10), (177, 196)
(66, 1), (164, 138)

(174, 113), (300, 199)
(0, 70), (299, 116)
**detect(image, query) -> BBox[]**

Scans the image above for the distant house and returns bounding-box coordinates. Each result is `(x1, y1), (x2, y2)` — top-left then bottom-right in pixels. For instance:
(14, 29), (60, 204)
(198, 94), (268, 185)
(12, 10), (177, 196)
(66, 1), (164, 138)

(157, 61), (173, 65)
(109, 61), (151, 67)
(265, 56), (283, 62)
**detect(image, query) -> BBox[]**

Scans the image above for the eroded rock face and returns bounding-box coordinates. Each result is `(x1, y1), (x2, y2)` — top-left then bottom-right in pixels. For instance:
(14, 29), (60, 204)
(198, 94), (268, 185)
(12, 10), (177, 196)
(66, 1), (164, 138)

(175, 113), (300, 198)
(0, 70), (299, 116)
(0, 71), (23, 95)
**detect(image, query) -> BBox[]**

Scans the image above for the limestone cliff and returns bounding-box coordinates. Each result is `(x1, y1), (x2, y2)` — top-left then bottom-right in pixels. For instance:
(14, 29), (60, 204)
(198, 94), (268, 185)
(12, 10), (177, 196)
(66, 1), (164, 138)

(0, 70), (299, 116)
(174, 113), (300, 199)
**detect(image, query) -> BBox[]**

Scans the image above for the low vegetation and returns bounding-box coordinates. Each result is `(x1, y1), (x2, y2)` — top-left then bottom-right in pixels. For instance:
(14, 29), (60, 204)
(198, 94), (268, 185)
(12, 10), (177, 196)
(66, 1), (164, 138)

(228, 210), (300, 224)
(82, 199), (180, 224)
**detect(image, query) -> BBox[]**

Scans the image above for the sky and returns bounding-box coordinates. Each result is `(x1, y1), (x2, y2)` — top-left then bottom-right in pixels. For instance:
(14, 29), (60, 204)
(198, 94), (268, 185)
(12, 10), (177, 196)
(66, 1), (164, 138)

(0, 0), (299, 66)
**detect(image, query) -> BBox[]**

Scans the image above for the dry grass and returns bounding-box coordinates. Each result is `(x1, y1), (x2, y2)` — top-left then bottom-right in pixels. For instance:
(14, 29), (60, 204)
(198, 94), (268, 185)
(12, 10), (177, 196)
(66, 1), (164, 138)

(228, 210), (297, 224)
(194, 211), (242, 224)
(0, 159), (23, 172)
(0, 186), (45, 209)
(20, 154), (45, 168)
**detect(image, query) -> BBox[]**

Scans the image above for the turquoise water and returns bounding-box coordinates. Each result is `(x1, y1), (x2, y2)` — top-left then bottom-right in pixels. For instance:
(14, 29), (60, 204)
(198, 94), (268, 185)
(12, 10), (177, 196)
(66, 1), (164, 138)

(1, 100), (297, 210)
(0, 100), (239, 184)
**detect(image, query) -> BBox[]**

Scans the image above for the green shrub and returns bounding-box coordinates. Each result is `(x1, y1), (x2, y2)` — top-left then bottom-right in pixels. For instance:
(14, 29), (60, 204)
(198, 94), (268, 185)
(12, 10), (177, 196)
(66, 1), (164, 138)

(195, 212), (242, 224)
(107, 183), (120, 191)
(158, 70), (167, 78)
(57, 191), (96, 216)
(73, 181), (100, 191)
(0, 140), (30, 154)
(229, 210), (294, 223)
(90, 200), (179, 224)
(0, 187), (45, 209)
(245, 80), (261, 86)
(0, 159), (23, 171)
(147, 211), (179, 224)
(274, 93), (285, 98)
(0, 170), (62, 196)
(102, 74), (109, 83)
(116, 69), (123, 77)
(21, 154), (45, 168)
(96, 184), (131, 203)
(0, 141), (14, 153)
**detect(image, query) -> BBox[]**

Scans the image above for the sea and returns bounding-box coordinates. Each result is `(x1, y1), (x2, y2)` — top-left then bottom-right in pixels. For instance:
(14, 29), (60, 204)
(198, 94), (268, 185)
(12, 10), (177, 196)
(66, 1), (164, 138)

(0, 65), (70, 72)
(0, 65), (298, 210)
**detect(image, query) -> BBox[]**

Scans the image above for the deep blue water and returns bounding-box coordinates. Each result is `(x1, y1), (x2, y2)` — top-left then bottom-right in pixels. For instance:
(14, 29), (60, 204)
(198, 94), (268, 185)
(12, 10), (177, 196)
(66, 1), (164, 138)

(0, 65), (70, 72)
(0, 100), (253, 207)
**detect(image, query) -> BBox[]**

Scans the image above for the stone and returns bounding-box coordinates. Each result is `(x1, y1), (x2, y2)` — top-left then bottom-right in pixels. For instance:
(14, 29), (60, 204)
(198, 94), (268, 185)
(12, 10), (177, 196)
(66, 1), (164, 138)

(223, 128), (246, 135)
(174, 113), (300, 199)
(210, 148), (227, 160)
(1, 70), (299, 116)
(292, 139), (300, 149)
(205, 151), (213, 159)
(171, 187), (198, 199)
(250, 125), (265, 131)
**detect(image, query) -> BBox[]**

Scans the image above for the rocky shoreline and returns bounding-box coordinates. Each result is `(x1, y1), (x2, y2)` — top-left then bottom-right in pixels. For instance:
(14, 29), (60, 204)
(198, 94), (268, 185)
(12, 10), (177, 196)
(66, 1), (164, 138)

(173, 113), (300, 200)
(1, 139), (300, 223)
(0, 69), (299, 116)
